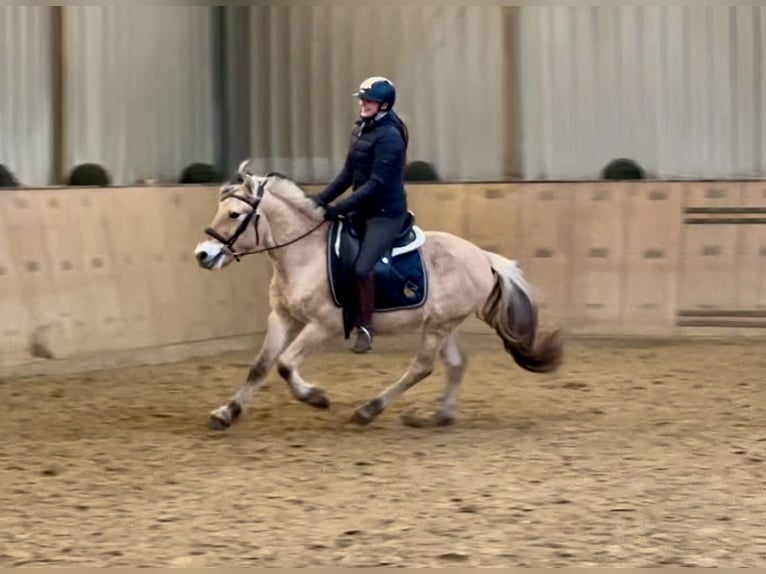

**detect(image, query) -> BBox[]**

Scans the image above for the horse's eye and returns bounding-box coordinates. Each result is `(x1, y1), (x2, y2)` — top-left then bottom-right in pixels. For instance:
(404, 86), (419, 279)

(228, 211), (240, 219)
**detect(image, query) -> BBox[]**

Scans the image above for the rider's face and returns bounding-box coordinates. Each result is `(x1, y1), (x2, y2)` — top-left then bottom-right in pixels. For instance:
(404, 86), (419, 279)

(359, 98), (381, 118)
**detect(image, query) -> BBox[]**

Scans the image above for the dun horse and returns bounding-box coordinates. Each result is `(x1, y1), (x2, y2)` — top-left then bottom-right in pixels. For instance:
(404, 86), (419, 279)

(194, 161), (562, 430)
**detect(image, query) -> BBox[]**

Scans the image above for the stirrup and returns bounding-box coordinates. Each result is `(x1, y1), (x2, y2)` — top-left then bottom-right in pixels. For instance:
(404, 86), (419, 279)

(351, 326), (373, 354)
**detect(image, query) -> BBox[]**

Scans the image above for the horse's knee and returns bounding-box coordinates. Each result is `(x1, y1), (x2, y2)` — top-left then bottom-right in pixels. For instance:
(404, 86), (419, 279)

(247, 359), (270, 382)
(413, 360), (434, 380)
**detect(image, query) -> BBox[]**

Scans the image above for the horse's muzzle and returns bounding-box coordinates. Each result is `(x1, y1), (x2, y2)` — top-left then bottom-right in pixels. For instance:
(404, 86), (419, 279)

(194, 241), (226, 270)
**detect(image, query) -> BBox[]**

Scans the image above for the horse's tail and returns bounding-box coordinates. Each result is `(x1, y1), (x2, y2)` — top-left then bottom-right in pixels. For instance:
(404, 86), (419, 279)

(479, 251), (563, 374)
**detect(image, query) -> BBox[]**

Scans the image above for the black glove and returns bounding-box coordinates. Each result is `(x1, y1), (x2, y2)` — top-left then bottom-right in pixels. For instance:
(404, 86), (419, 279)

(323, 204), (344, 221)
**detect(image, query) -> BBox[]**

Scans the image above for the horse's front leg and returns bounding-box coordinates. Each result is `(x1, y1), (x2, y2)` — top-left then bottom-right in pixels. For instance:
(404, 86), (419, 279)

(276, 321), (334, 409)
(207, 310), (302, 430)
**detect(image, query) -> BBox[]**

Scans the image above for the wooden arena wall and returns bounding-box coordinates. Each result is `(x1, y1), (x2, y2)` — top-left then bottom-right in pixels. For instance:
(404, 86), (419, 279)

(1, 181), (765, 373)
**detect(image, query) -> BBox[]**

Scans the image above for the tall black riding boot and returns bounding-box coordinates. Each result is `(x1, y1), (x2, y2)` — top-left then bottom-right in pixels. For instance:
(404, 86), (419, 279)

(352, 273), (375, 353)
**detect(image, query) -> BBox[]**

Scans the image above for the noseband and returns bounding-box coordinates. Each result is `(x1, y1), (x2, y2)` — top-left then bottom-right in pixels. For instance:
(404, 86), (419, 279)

(204, 173), (326, 262)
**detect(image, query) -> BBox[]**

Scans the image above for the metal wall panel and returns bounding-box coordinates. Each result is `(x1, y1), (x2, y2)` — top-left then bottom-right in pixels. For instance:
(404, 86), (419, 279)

(247, 6), (505, 183)
(63, 7), (215, 185)
(0, 7), (53, 187)
(517, 6), (765, 180)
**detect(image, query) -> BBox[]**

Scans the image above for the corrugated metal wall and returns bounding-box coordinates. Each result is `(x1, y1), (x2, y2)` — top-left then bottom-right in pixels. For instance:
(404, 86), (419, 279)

(4, 6), (766, 186)
(63, 7), (216, 185)
(0, 7), (53, 187)
(517, 6), (765, 180)
(246, 6), (505, 183)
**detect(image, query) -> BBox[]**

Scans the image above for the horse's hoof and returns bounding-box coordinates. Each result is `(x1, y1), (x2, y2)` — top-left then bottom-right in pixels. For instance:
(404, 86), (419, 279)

(206, 415), (230, 431)
(303, 388), (330, 409)
(349, 409), (374, 426)
(401, 411), (455, 428)
(207, 401), (241, 430)
(349, 398), (383, 426)
(433, 412), (456, 427)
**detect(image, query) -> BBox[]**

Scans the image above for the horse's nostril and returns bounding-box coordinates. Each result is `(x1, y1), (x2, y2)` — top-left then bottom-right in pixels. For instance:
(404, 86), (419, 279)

(196, 251), (208, 262)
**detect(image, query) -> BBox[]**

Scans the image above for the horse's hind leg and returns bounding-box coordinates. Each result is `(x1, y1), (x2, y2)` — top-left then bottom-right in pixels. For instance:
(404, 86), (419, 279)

(433, 330), (468, 426)
(207, 310), (301, 430)
(397, 329), (467, 428)
(350, 324), (448, 425)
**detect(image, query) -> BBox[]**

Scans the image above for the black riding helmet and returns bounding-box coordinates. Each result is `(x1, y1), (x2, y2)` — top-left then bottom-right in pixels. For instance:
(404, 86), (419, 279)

(353, 76), (397, 110)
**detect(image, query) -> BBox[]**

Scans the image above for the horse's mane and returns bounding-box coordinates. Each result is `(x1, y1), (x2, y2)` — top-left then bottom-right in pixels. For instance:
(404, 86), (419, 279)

(222, 170), (322, 216)
(263, 172), (319, 213)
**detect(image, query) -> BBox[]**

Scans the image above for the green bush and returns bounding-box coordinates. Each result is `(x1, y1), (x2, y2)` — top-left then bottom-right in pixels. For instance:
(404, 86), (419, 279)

(67, 163), (111, 186)
(404, 160), (439, 182)
(0, 164), (19, 188)
(179, 162), (223, 184)
(601, 158), (645, 180)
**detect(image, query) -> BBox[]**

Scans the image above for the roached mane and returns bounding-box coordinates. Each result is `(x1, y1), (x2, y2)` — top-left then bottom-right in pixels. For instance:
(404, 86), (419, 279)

(262, 172), (323, 215)
(222, 168), (323, 218)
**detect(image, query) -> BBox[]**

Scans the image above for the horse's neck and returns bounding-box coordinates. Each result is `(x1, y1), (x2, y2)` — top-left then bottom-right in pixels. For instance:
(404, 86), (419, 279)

(262, 194), (325, 280)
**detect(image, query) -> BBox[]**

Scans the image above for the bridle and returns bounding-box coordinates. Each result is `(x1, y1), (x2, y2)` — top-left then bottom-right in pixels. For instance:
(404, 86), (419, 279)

(204, 173), (326, 262)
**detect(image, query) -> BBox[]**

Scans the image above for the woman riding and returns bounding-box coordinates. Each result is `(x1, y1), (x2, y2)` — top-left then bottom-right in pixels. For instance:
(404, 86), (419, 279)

(313, 76), (410, 354)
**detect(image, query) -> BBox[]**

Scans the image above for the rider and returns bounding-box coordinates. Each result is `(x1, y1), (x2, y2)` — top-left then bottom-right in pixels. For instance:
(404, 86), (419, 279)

(313, 76), (410, 354)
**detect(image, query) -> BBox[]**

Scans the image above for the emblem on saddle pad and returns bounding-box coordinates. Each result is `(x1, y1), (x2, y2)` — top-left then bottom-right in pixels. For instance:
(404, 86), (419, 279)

(326, 213), (429, 338)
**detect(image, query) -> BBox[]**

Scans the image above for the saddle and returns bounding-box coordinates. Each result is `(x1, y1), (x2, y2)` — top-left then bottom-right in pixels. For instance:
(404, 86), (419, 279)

(326, 211), (429, 339)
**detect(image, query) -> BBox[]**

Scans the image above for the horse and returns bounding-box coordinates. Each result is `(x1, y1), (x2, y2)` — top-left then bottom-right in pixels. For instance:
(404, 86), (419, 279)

(193, 160), (563, 430)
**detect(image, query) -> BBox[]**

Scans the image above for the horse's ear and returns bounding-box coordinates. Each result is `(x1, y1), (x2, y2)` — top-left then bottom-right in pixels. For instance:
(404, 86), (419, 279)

(238, 159), (252, 176)
(243, 174), (254, 193)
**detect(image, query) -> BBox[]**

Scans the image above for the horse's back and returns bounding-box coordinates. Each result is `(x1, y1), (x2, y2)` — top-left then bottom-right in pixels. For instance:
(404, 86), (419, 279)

(422, 229), (491, 261)
(420, 229), (496, 306)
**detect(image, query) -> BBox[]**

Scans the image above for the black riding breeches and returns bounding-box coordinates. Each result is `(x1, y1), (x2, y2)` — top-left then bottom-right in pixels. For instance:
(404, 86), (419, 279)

(354, 214), (408, 278)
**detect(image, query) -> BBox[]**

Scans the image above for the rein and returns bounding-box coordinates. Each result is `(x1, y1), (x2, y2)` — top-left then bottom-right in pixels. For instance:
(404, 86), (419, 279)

(204, 174), (328, 262)
(227, 219), (327, 260)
